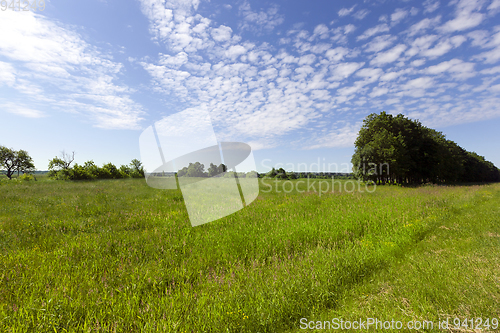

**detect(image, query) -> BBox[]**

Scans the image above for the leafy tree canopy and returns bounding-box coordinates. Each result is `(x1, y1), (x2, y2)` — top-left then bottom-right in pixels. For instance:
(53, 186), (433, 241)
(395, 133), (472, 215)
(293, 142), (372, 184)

(352, 111), (500, 184)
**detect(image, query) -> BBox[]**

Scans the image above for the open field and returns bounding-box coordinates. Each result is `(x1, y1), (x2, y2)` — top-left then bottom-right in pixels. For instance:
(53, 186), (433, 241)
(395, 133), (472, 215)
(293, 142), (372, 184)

(1, 177), (499, 332)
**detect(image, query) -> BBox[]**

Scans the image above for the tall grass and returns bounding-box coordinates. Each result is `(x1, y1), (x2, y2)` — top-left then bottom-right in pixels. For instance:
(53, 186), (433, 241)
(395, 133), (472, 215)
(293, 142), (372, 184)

(0, 177), (498, 332)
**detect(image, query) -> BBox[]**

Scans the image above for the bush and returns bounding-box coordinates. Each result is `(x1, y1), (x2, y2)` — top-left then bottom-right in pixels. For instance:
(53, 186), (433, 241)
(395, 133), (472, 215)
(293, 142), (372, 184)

(48, 159), (145, 181)
(70, 164), (96, 180)
(19, 173), (35, 181)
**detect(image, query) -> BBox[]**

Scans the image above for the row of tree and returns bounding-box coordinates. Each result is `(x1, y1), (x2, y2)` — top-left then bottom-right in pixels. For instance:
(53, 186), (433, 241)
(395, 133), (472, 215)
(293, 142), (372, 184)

(263, 168), (353, 180)
(177, 162), (228, 177)
(0, 146), (35, 179)
(352, 112), (500, 184)
(47, 151), (145, 180)
(175, 162), (259, 178)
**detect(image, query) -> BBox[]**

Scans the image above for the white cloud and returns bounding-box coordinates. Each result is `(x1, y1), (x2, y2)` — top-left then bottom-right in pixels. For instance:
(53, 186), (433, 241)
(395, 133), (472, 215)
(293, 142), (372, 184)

(440, 13), (484, 32)
(304, 123), (361, 149)
(313, 24), (329, 38)
(425, 58), (476, 78)
(406, 34), (439, 57)
(338, 5), (356, 17)
(404, 76), (435, 89)
(480, 65), (500, 74)
(238, 1), (284, 34)
(353, 9), (370, 20)
(440, 0), (485, 32)
(298, 54), (316, 65)
(364, 34), (397, 53)
(489, 0), (500, 11)
(380, 71), (402, 81)
(136, 0), (500, 150)
(468, 29), (490, 47)
(0, 10), (144, 129)
(410, 59), (426, 66)
(370, 44), (407, 66)
(423, 0), (440, 13)
(0, 61), (16, 87)
(355, 67), (384, 81)
(407, 16), (441, 36)
(159, 52), (189, 67)
(474, 46), (500, 63)
(344, 24), (357, 34)
(1, 102), (45, 118)
(329, 62), (365, 80)
(357, 24), (390, 41)
(369, 87), (389, 97)
(225, 45), (247, 60)
(391, 9), (408, 24)
(421, 36), (466, 58)
(325, 47), (349, 62)
(211, 25), (233, 42)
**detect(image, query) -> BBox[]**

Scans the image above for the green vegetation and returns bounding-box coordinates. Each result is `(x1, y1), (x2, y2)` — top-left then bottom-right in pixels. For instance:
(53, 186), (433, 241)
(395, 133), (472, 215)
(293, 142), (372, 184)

(352, 112), (500, 184)
(263, 167), (353, 180)
(177, 162), (227, 178)
(0, 146), (35, 179)
(1, 177), (499, 332)
(48, 152), (145, 180)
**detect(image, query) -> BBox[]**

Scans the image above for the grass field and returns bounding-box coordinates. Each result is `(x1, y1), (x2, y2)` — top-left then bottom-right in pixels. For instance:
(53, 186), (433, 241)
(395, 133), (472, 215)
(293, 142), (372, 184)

(0, 177), (499, 332)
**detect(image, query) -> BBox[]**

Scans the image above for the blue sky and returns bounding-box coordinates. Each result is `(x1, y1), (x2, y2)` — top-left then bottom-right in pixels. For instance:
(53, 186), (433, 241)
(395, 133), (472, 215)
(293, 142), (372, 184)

(1, 0), (500, 172)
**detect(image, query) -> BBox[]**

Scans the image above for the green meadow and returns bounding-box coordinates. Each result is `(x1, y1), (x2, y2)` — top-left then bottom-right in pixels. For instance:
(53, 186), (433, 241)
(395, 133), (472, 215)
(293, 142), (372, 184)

(0, 177), (499, 332)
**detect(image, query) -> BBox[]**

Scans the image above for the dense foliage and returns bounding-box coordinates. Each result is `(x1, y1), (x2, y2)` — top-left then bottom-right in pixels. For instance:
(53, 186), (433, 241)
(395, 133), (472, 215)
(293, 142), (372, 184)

(262, 168), (353, 180)
(48, 158), (145, 180)
(352, 112), (500, 184)
(177, 162), (227, 177)
(0, 146), (35, 179)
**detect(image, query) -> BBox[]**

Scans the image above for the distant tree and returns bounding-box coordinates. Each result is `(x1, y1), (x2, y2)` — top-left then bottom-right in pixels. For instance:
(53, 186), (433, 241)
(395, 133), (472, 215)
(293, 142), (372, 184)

(265, 167), (277, 178)
(0, 146), (35, 179)
(276, 167), (287, 179)
(83, 160), (100, 179)
(186, 162), (206, 177)
(208, 163), (219, 177)
(246, 170), (259, 178)
(120, 164), (132, 177)
(0, 146), (17, 179)
(15, 150), (35, 176)
(217, 163), (227, 174)
(102, 162), (122, 179)
(48, 150), (75, 178)
(70, 163), (94, 180)
(49, 151), (75, 170)
(130, 159), (144, 177)
(177, 166), (188, 177)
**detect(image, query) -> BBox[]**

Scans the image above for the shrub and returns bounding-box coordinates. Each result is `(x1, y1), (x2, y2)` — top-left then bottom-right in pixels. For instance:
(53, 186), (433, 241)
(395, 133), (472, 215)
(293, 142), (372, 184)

(19, 173), (34, 181)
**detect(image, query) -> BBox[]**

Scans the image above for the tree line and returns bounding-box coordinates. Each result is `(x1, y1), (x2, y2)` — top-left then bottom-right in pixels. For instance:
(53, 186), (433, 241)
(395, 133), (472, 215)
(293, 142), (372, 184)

(175, 162), (259, 178)
(351, 112), (500, 184)
(48, 151), (145, 180)
(262, 167), (353, 180)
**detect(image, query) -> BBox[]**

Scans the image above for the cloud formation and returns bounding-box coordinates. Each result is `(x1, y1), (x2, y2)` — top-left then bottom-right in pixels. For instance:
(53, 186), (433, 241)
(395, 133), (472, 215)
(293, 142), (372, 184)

(0, 11), (144, 129)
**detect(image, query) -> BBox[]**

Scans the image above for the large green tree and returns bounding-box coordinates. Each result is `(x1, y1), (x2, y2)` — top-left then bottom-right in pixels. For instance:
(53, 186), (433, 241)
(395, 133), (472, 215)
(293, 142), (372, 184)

(352, 112), (500, 184)
(0, 146), (35, 179)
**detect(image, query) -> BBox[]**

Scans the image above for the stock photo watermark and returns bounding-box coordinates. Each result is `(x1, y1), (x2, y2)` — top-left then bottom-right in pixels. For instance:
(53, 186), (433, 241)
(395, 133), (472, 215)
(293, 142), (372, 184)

(261, 177), (377, 196)
(139, 108), (259, 227)
(299, 317), (499, 330)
